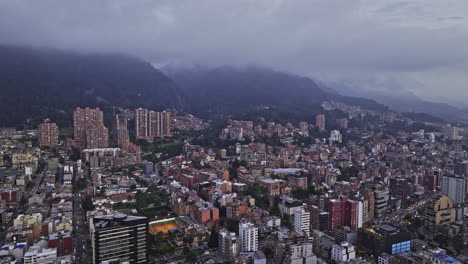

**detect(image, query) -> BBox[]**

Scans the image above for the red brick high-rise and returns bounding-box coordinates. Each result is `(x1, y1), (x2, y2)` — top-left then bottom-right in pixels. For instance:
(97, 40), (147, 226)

(328, 199), (343, 230)
(73, 107), (108, 149)
(135, 108), (171, 140)
(316, 114), (326, 132)
(38, 122), (59, 147)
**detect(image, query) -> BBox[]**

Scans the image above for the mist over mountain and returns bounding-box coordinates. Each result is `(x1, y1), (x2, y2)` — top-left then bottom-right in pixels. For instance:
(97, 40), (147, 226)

(328, 80), (468, 123)
(0, 44), (450, 127)
(0, 45), (183, 126)
(164, 65), (387, 118)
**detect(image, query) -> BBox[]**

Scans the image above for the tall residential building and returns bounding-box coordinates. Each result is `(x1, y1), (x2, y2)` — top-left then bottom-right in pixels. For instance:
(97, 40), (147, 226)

(239, 220), (258, 253)
(91, 214), (148, 264)
(329, 130), (342, 143)
(363, 189), (375, 222)
(135, 108), (171, 140)
(345, 200), (363, 231)
(337, 118), (348, 129)
(331, 242), (356, 262)
(218, 231), (239, 260)
(446, 126), (462, 140)
(316, 114), (326, 132)
(294, 208), (310, 236)
(283, 243), (317, 264)
(112, 114), (129, 146)
(328, 199), (343, 230)
(38, 122), (59, 147)
(298, 122), (309, 136)
(73, 107), (109, 149)
(441, 176), (465, 205)
(425, 195), (456, 231)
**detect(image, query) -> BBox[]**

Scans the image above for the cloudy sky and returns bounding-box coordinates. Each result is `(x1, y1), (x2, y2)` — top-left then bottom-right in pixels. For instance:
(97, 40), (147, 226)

(1, 0), (467, 104)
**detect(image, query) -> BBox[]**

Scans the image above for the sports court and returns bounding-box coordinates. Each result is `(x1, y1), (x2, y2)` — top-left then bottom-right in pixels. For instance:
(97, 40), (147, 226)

(149, 221), (181, 235)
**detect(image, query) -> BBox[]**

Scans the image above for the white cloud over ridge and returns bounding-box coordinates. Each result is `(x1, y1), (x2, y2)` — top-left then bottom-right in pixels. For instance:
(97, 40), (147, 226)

(0, 0), (467, 103)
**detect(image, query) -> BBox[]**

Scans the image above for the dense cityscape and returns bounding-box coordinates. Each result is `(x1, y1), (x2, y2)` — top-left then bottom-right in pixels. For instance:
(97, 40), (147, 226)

(0, 101), (467, 264)
(1, 1), (468, 264)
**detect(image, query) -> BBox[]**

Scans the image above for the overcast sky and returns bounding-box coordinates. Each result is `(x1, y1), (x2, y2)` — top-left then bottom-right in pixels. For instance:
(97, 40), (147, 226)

(1, 0), (467, 104)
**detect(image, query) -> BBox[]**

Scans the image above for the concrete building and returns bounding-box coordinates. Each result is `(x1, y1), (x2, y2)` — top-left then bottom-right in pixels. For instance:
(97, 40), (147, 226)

(425, 195), (456, 231)
(331, 242), (356, 262)
(441, 176), (465, 204)
(374, 190), (389, 217)
(446, 125), (462, 140)
(283, 243), (317, 264)
(239, 220), (258, 253)
(329, 130), (342, 143)
(218, 231), (239, 260)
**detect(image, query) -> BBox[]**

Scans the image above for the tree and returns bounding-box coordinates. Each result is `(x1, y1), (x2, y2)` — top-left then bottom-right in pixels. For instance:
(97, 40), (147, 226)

(75, 178), (87, 191)
(183, 235), (194, 246)
(208, 228), (219, 248)
(183, 247), (197, 263)
(451, 235), (464, 255)
(82, 195), (95, 211)
(239, 160), (248, 169)
(433, 234), (448, 247)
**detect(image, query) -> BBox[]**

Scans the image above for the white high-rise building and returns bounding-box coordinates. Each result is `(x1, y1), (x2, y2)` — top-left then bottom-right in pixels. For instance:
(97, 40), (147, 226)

(331, 242), (356, 262)
(329, 130), (342, 143)
(239, 221), (258, 253)
(294, 208), (310, 236)
(441, 176), (465, 204)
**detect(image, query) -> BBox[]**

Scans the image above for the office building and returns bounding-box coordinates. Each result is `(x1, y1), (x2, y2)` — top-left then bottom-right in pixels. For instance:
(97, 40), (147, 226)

(318, 212), (329, 231)
(73, 107), (109, 149)
(425, 195), (456, 231)
(38, 122), (59, 147)
(389, 178), (409, 205)
(316, 114), (326, 132)
(135, 108), (171, 140)
(294, 208), (310, 236)
(239, 220), (258, 253)
(283, 242), (317, 264)
(331, 242), (356, 262)
(358, 225), (411, 257)
(91, 214), (148, 264)
(441, 176), (465, 204)
(218, 231), (239, 260)
(374, 190), (389, 217)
